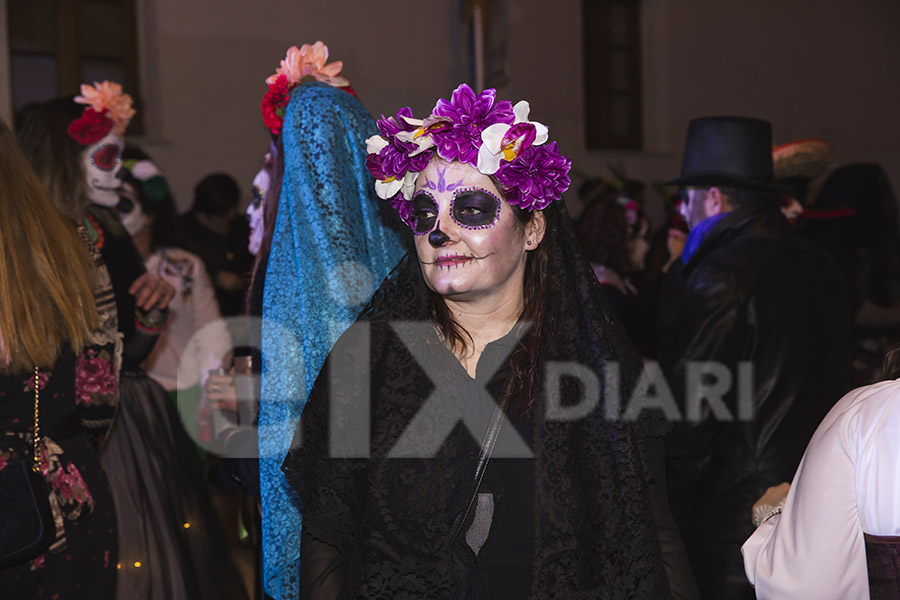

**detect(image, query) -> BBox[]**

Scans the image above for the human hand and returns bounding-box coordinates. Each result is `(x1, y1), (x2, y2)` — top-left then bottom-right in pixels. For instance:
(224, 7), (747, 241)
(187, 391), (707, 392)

(754, 482), (791, 511)
(129, 273), (175, 311)
(206, 372), (239, 413)
(752, 482), (791, 526)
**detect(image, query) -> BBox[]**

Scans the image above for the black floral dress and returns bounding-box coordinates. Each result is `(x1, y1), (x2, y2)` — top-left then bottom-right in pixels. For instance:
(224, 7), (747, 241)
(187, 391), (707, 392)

(0, 347), (119, 598)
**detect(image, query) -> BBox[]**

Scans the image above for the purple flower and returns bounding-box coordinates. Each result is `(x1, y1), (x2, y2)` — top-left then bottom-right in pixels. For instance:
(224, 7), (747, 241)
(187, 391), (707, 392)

(373, 108), (434, 180)
(430, 84), (514, 166)
(379, 142), (432, 180)
(391, 196), (415, 229)
(376, 107), (416, 138)
(495, 142), (571, 211)
(366, 152), (387, 181)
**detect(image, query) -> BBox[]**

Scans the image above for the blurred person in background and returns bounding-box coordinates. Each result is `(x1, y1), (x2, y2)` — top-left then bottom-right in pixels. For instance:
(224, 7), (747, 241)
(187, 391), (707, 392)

(575, 177), (661, 357)
(181, 173), (255, 317)
(774, 138), (900, 385)
(660, 116), (853, 599)
(118, 147), (232, 443)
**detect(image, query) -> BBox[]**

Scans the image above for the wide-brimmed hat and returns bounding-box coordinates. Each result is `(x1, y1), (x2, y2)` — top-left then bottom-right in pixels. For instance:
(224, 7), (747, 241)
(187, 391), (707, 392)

(667, 116), (781, 191)
(772, 138), (833, 181)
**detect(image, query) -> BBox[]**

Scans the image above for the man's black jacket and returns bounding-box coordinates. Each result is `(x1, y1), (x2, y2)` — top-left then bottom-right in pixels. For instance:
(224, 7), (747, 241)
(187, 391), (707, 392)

(660, 204), (853, 599)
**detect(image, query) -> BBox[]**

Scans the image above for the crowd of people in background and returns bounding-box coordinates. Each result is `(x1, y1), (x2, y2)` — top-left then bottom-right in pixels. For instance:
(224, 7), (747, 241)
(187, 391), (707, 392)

(1, 40), (899, 600)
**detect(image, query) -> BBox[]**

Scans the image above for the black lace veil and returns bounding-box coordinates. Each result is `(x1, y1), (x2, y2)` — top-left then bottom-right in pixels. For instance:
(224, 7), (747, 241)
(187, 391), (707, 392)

(283, 199), (670, 598)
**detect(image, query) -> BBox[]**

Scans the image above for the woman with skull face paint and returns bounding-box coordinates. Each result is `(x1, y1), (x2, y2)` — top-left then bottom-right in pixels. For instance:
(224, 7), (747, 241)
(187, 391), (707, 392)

(17, 84), (247, 600)
(282, 84), (698, 599)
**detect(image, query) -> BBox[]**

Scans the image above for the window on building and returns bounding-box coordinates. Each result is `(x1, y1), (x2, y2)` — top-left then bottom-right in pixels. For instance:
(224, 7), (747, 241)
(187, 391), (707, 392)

(7, 0), (142, 132)
(583, 0), (642, 149)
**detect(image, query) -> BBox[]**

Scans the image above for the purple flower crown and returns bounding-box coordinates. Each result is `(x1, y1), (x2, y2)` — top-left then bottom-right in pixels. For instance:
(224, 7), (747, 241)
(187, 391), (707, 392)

(365, 84), (571, 228)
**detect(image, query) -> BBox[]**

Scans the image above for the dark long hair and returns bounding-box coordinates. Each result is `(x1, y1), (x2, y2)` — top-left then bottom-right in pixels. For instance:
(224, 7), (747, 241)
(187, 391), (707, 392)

(575, 191), (646, 274)
(246, 136), (284, 315)
(883, 343), (900, 380)
(16, 97), (92, 221)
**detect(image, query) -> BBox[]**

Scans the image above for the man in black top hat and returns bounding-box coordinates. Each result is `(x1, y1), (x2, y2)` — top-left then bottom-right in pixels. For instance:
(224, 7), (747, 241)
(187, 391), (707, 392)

(659, 116), (853, 599)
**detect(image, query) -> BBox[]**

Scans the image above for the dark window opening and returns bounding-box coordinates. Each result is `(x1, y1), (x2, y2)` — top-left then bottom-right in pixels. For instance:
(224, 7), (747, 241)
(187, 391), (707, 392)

(7, 0), (142, 133)
(583, 0), (642, 149)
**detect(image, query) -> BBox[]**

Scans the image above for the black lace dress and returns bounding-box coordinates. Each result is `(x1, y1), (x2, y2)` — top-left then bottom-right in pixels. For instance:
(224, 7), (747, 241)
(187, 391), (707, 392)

(283, 202), (684, 599)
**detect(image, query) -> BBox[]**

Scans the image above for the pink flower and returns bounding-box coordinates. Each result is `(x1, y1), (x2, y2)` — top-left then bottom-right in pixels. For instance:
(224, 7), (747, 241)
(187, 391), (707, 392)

(0, 452), (9, 472)
(74, 81), (135, 135)
(49, 463), (93, 506)
(75, 355), (117, 405)
(32, 554), (45, 570)
(25, 371), (50, 392)
(265, 42), (349, 88)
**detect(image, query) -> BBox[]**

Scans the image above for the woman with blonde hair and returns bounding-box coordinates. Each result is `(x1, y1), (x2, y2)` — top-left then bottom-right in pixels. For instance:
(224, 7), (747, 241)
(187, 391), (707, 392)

(0, 119), (118, 597)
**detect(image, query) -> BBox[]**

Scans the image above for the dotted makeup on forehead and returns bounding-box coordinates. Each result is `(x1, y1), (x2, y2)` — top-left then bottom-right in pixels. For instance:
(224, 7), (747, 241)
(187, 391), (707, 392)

(66, 81), (135, 146)
(365, 84), (572, 230)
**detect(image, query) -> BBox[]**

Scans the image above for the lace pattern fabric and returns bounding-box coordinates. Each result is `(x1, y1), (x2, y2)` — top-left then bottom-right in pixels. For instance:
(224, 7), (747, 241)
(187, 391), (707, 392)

(260, 81), (407, 599)
(283, 202), (671, 598)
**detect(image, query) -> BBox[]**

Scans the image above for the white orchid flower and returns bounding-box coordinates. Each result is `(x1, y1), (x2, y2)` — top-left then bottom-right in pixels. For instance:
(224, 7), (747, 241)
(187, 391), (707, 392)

(399, 171), (419, 200)
(366, 134), (389, 155)
(374, 177), (402, 200)
(477, 100), (550, 175)
(368, 134), (422, 200)
(373, 169), (419, 201)
(396, 128), (433, 157)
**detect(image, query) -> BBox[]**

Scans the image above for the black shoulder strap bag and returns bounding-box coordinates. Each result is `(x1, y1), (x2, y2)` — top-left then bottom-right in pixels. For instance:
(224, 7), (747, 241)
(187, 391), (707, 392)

(0, 366), (56, 569)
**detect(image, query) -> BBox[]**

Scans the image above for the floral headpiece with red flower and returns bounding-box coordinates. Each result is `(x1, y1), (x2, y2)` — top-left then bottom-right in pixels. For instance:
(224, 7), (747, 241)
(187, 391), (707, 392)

(66, 81), (135, 146)
(365, 83), (571, 227)
(261, 41), (356, 136)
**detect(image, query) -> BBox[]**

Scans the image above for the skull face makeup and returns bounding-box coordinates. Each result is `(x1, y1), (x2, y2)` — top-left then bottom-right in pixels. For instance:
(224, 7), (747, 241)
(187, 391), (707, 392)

(413, 159), (542, 301)
(117, 181), (148, 237)
(247, 166), (270, 256)
(82, 132), (124, 206)
(410, 187), (502, 235)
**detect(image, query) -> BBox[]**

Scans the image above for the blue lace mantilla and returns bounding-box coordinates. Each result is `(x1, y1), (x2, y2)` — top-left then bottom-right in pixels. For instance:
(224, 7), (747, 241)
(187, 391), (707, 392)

(259, 82), (406, 599)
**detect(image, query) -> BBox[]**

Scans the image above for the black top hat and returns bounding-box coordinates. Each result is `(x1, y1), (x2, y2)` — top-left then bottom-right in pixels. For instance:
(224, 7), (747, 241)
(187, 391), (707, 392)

(667, 116), (780, 191)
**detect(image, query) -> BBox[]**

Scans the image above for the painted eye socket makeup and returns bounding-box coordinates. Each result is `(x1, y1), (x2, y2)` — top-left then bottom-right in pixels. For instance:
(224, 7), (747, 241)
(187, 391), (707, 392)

(252, 185), (264, 208)
(450, 187), (501, 230)
(90, 144), (121, 171)
(411, 190), (438, 235)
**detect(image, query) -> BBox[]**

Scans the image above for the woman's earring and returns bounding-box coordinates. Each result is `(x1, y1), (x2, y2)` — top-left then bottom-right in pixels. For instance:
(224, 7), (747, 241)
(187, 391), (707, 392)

(527, 240), (533, 246)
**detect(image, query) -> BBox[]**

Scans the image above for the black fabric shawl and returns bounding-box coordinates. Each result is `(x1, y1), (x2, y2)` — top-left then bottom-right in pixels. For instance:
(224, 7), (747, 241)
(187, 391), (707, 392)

(283, 201), (671, 599)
